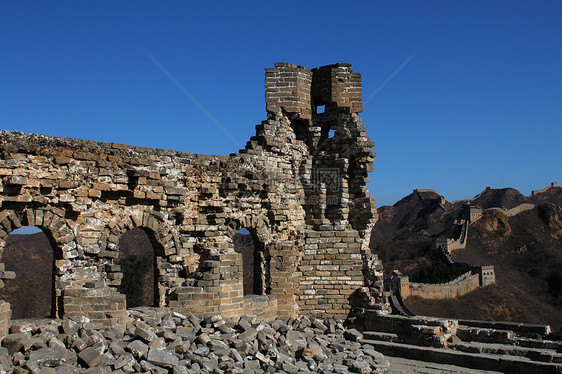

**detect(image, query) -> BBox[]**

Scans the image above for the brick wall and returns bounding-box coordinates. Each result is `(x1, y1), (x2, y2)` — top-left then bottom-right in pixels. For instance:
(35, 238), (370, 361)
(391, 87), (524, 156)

(265, 63), (312, 118)
(408, 272), (480, 300)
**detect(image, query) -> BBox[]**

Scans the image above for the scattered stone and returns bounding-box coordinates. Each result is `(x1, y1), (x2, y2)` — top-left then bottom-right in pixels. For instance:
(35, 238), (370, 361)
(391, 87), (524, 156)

(0, 310), (390, 373)
(27, 346), (76, 367)
(126, 340), (148, 359)
(147, 348), (179, 368)
(134, 326), (158, 343)
(78, 347), (103, 367)
(345, 328), (364, 342)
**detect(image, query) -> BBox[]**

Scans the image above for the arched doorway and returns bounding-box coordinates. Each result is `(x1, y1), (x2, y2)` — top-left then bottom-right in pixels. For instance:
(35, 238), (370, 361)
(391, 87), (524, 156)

(0, 226), (55, 319)
(118, 227), (158, 307)
(233, 227), (269, 295)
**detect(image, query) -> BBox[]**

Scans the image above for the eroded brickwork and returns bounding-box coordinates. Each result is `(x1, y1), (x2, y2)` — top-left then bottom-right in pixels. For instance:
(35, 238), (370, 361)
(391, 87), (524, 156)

(0, 63), (386, 336)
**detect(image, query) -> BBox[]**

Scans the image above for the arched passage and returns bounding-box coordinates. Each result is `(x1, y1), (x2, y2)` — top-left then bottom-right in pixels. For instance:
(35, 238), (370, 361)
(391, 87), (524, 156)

(118, 227), (159, 308)
(109, 210), (180, 308)
(0, 208), (76, 320)
(0, 226), (55, 319)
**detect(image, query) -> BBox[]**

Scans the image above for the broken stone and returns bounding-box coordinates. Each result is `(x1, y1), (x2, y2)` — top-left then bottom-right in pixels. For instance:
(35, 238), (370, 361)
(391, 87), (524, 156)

(344, 329), (363, 342)
(78, 346), (104, 367)
(27, 346), (76, 367)
(126, 340), (148, 359)
(148, 348), (180, 368)
(134, 326), (158, 343)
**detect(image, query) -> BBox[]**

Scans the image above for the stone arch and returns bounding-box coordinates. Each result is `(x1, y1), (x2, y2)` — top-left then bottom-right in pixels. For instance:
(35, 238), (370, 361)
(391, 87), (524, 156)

(106, 210), (179, 255)
(106, 210), (181, 307)
(0, 207), (77, 319)
(225, 215), (272, 295)
(224, 214), (273, 245)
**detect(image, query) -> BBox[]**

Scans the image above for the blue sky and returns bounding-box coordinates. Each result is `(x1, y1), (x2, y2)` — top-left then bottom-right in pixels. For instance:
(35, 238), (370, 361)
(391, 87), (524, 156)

(1, 1), (561, 207)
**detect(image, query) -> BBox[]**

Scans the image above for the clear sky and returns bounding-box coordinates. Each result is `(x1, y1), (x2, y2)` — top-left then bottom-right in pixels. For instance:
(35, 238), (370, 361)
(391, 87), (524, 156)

(1, 1), (560, 207)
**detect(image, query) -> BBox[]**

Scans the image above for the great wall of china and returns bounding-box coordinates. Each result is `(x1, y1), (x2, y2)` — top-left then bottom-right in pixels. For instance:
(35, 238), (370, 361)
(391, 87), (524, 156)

(386, 184), (560, 304)
(0, 64), (560, 373)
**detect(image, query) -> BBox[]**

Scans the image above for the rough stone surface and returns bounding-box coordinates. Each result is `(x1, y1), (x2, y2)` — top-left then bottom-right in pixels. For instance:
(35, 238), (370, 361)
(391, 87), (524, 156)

(0, 309), (390, 373)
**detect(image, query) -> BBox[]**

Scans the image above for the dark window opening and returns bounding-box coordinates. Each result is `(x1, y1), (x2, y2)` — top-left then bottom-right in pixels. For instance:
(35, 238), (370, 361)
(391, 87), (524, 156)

(0, 226), (55, 319)
(291, 119), (309, 142)
(118, 228), (158, 308)
(233, 228), (269, 295)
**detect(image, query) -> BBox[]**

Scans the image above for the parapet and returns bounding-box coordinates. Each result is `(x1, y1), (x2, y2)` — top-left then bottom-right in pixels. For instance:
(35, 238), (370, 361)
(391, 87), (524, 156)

(312, 63), (363, 113)
(265, 62), (362, 119)
(532, 182), (559, 196)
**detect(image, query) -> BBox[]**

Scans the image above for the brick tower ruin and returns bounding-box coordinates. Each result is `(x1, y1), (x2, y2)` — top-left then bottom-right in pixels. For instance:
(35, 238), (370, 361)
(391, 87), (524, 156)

(0, 63), (387, 337)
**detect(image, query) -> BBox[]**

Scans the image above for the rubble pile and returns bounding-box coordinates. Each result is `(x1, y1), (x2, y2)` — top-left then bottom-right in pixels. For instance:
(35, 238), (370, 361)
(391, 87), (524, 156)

(0, 308), (390, 373)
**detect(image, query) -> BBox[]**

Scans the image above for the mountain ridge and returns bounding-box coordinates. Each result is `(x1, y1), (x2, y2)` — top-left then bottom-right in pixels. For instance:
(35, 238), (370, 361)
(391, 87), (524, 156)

(371, 183), (562, 327)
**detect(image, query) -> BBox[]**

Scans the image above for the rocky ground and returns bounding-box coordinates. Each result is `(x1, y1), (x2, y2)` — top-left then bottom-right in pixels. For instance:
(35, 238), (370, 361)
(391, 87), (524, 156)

(0, 308), (390, 373)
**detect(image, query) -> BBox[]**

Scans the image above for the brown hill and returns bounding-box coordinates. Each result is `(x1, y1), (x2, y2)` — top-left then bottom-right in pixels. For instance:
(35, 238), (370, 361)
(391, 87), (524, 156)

(469, 187), (527, 209)
(530, 186), (562, 205)
(372, 185), (562, 327)
(372, 190), (463, 275)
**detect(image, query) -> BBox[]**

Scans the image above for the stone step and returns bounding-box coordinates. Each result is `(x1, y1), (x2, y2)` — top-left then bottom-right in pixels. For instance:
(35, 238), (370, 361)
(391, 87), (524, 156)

(385, 355), (503, 374)
(364, 330), (562, 362)
(449, 341), (562, 363)
(361, 339), (562, 374)
(362, 331), (401, 343)
(517, 336), (561, 350)
(457, 319), (551, 337)
(456, 325), (516, 345)
(457, 324), (562, 349)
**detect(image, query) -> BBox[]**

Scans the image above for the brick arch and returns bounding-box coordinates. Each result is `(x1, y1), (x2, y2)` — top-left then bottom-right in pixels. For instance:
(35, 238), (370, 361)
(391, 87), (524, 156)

(0, 208), (76, 260)
(107, 210), (182, 307)
(0, 207), (77, 319)
(224, 214), (273, 246)
(107, 210), (179, 256)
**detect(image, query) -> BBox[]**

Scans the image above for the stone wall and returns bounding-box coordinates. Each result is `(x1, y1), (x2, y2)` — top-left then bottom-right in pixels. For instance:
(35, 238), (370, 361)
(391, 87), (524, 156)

(531, 182), (558, 196)
(408, 272), (480, 300)
(488, 203), (535, 217)
(0, 62), (386, 336)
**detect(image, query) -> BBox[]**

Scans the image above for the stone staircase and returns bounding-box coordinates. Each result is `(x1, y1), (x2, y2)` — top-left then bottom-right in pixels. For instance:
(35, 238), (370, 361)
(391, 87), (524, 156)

(359, 312), (562, 373)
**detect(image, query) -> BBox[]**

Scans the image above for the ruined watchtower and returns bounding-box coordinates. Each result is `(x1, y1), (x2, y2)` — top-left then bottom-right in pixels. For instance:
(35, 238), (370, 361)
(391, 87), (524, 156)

(0, 63), (386, 337)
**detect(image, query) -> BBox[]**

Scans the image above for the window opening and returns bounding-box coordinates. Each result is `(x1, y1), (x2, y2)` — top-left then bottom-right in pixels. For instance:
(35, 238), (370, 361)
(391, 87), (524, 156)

(233, 227), (269, 295)
(233, 228), (255, 295)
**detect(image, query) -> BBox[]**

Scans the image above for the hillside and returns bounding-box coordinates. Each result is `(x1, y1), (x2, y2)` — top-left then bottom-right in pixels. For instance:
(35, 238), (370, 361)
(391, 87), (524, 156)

(371, 189), (463, 275)
(371, 184), (562, 327)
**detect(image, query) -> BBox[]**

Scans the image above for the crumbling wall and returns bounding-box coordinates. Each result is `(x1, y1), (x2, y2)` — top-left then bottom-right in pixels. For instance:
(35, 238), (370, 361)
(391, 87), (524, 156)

(0, 62), (384, 336)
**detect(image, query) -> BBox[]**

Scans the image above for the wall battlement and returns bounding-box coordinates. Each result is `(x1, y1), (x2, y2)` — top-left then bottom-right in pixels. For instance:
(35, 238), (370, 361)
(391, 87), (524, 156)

(0, 63), (386, 338)
(265, 62), (363, 120)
